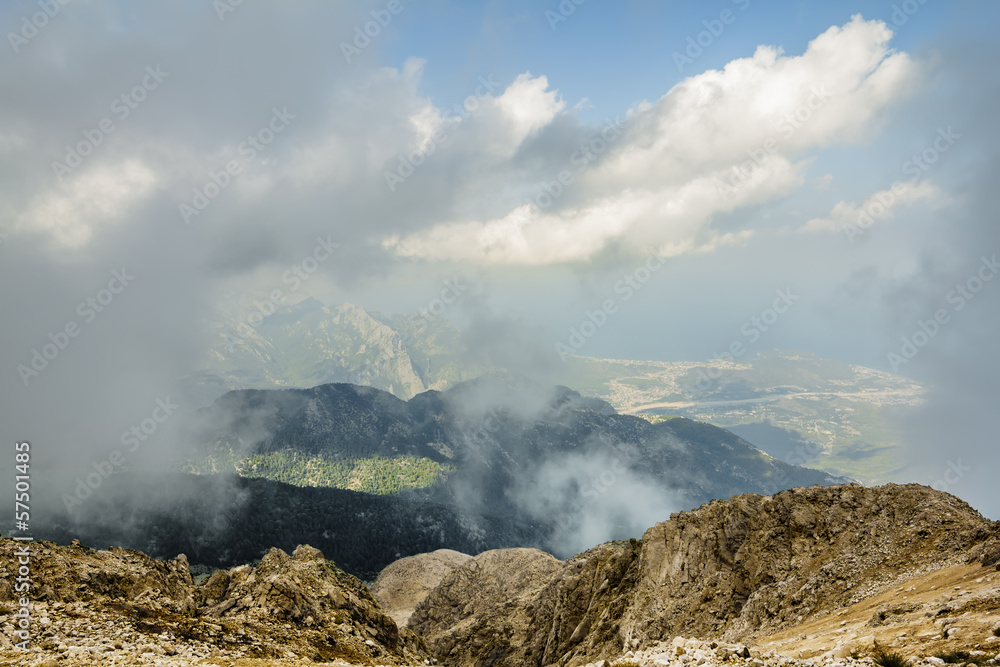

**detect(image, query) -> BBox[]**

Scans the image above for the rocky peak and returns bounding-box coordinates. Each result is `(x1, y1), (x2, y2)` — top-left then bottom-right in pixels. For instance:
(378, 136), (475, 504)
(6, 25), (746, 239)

(0, 539), (428, 665)
(400, 484), (998, 667)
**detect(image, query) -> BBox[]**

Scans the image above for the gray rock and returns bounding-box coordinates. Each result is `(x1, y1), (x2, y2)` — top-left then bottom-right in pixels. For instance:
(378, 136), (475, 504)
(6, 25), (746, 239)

(407, 485), (998, 667)
(371, 548), (472, 628)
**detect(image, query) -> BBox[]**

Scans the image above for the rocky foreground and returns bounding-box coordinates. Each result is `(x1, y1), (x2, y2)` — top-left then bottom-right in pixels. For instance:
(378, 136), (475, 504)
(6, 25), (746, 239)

(2, 483), (999, 666)
(381, 484), (1000, 667)
(577, 635), (1000, 667)
(0, 540), (426, 666)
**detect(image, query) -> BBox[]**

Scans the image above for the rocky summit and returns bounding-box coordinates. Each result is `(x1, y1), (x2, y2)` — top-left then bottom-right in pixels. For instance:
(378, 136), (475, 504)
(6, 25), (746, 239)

(0, 539), (427, 666)
(399, 484), (1000, 667)
(2, 483), (999, 666)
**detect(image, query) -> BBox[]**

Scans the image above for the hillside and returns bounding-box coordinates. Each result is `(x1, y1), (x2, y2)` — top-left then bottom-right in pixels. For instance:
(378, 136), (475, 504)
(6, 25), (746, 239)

(186, 299), (927, 484)
(398, 483), (1000, 667)
(37, 472), (543, 582)
(187, 297), (494, 406)
(559, 350), (927, 483)
(21, 376), (849, 584)
(176, 376), (848, 559)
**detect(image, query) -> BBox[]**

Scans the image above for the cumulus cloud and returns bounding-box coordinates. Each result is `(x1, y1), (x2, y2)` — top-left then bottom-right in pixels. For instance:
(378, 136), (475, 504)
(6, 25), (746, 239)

(492, 72), (566, 149)
(799, 179), (943, 234)
(0, 13), (918, 269)
(381, 15), (918, 265)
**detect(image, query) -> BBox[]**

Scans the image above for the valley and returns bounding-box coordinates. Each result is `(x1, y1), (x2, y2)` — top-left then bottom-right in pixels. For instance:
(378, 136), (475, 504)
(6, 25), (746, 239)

(189, 299), (928, 484)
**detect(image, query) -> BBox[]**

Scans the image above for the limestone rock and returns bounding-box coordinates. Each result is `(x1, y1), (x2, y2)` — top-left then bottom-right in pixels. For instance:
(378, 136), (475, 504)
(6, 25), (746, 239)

(405, 483), (995, 667)
(408, 547), (565, 666)
(0, 539), (429, 666)
(371, 548), (472, 628)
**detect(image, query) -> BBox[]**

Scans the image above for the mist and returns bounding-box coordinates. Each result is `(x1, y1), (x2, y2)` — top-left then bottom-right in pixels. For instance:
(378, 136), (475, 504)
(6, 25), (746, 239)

(512, 439), (684, 557)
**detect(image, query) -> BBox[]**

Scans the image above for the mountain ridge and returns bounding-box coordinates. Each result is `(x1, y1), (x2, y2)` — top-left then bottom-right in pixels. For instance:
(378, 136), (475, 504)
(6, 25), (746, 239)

(188, 298), (927, 483)
(400, 483), (1000, 667)
(178, 376), (850, 561)
(8, 484), (999, 666)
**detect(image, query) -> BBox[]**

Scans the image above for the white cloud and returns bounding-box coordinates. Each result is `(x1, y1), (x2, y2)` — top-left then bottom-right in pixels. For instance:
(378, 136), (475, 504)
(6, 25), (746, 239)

(383, 15), (917, 265)
(590, 15), (915, 190)
(384, 177), (762, 265)
(15, 160), (158, 247)
(800, 179), (943, 234)
(285, 62), (564, 190)
(493, 72), (565, 149)
(12, 15), (914, 262)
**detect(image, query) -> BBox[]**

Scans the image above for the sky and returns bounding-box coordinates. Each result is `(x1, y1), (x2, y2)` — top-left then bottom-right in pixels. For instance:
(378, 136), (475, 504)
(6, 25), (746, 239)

(1, 0), (999, 519)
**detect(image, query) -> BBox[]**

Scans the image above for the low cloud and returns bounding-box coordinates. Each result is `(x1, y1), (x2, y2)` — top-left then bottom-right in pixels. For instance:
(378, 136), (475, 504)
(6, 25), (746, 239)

(512, 439), (684, 557)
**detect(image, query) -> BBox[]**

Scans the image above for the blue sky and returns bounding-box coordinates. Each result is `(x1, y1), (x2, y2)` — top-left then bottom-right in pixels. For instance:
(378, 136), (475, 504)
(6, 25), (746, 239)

(381, 0), (961, 120)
